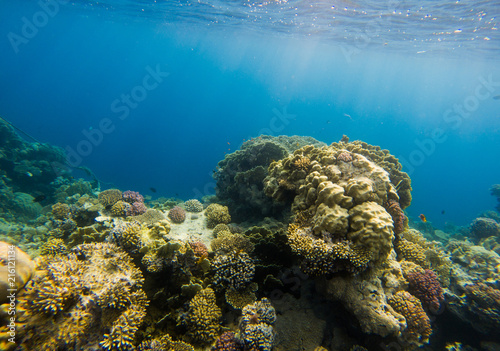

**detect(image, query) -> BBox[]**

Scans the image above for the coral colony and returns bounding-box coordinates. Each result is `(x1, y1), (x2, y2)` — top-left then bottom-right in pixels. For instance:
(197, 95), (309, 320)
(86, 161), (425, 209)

(1, 121), (500, 350)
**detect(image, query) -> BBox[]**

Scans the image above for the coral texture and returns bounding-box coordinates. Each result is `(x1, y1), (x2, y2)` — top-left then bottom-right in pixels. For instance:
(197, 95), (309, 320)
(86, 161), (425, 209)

(13, 242), (148, 350)
(98, 189), (123, 208)
(406, 269), (444, 312)
(122, 190), (144, 204)
(205, 204), (231, 228)
(238, 298), (276, 351)
(211, 331), (244, 351)
(264, 144), (398, 275)
(185, 288), (222, 344)
(212, 251), (255, 291)
(168, 206), (187, 223)
(470, 217), (500, 240)
(185, 199), (204, 212)
(127, 201), (148, 216)
(388, 291), (432, 348)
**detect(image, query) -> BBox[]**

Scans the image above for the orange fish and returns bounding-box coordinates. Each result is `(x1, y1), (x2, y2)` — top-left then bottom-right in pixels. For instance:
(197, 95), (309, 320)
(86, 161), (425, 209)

(419, 214), (427, 223)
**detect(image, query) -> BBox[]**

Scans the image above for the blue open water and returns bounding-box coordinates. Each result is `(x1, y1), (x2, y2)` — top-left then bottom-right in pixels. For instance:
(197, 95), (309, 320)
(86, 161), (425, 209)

(0, 0), (499, 228)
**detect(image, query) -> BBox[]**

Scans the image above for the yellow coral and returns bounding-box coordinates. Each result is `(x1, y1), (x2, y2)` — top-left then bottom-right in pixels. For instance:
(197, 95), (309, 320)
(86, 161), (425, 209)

(51, 202), (71, 220)
(98, 188), (122, 208)
(205, 204), (231, 228)
(395, 239), (429, 269)
(225, 282), (258, 310)
(210, 231), (254, 254)
(111, 200), (129, 216)
(40, 238), (68, 256)
(213, 223), (230, 237)
(388, 291), (432, 347)
(186, 288), (222, 344)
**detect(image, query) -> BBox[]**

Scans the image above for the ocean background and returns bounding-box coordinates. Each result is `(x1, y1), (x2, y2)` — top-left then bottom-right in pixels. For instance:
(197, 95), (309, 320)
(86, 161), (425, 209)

(1, 0), (499, 230)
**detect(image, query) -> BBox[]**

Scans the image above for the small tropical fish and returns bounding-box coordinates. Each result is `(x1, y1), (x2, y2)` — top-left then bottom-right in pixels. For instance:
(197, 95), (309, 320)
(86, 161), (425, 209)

(419, 214), (427, 223)
(33, 195), (46, 203)
(149, 187), (157, 193)
(25, 172), (33, 177)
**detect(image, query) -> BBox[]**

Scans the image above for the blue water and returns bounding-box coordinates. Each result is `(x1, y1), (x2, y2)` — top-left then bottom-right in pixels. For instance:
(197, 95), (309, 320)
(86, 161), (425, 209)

(0, 0), (499, 229)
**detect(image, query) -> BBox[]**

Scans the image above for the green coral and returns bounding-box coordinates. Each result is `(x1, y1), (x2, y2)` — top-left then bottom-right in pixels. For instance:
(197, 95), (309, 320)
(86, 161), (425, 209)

(185, 288), (222, 344)
(205, 203), (231, 228)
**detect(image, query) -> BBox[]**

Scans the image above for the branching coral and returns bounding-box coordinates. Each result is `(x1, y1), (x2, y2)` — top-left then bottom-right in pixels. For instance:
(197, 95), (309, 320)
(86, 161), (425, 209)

(212, 251), (255, 291)
(238, 298), (276, 351)
(14, 242), (148, 350)
(184, 288), (222, 344)
(388, 291), (432, 348)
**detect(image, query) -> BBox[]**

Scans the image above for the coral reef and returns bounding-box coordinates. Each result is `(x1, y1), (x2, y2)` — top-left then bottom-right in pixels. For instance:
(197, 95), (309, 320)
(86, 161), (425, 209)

(138, 335), (194, 351)
(111, 200), (131, 216)
(40, 237), (68, 256)
(265, 144), (399, 275)
(384, 199), (407, 235)
(168, 206), (187, 223)
(225, 282), (258, 310)
(188, 240), (208, 257)
(51, 202), (71, 220)
(184, 287), (222, 344)
(491, 184), (500, 213)
(388, 291), (432, 347)
(205, 203), (231, 228)
(238, 298), (277, 351)
(12, 242), (148, 350)
(185, 199), (204, 212)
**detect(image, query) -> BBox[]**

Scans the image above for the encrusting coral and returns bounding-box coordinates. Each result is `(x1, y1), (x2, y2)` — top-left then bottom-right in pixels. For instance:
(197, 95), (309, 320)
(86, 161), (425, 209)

(12, 242), (148, 351)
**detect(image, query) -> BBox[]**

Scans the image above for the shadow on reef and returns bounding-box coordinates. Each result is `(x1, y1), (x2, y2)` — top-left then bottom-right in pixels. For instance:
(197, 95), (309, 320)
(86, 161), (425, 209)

(1, 128), (500, 351)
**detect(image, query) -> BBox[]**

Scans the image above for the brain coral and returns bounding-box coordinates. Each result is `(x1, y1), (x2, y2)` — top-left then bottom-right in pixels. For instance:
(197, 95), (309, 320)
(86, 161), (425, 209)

(470, 217), (500, 240)
(111, 200), (131, 216)
(205, 204), (231, 228)
(388, 291), (432, 348)
(184, 287), (222, 344)
(168, 206), (186, 223)
(185, 199), (204, 212)
(14, 242), (148, 351)
(264, 144), (398, 275)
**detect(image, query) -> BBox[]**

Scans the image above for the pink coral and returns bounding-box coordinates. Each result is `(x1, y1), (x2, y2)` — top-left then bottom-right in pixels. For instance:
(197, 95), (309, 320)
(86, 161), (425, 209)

(211, 331), (244, 351)
(126, 201), (148, 216)
(337, 151), (353, 162)
(385, 199), (406, 235)
(189, 241), (209, 257)
(406, 269), (444, 313)
(123, 190), (144, 204)
(168, 206), (186, 223)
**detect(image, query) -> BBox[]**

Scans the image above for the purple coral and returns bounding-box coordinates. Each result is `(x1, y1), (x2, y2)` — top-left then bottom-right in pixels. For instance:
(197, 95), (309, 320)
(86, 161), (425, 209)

(385, 200), (406, 235)
(211, 331), (244, 351)
(123, 190), (144, 204)
(406, 269), (444, 313)
(337, 151), (353, 162)
(168, 206), (186, 223)
(126, 201), (148, 216)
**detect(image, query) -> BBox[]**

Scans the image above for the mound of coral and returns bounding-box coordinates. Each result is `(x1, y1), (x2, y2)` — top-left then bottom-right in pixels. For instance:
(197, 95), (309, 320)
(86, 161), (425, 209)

(264, 144), (400, 275)
(214, 135), (326, 222)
